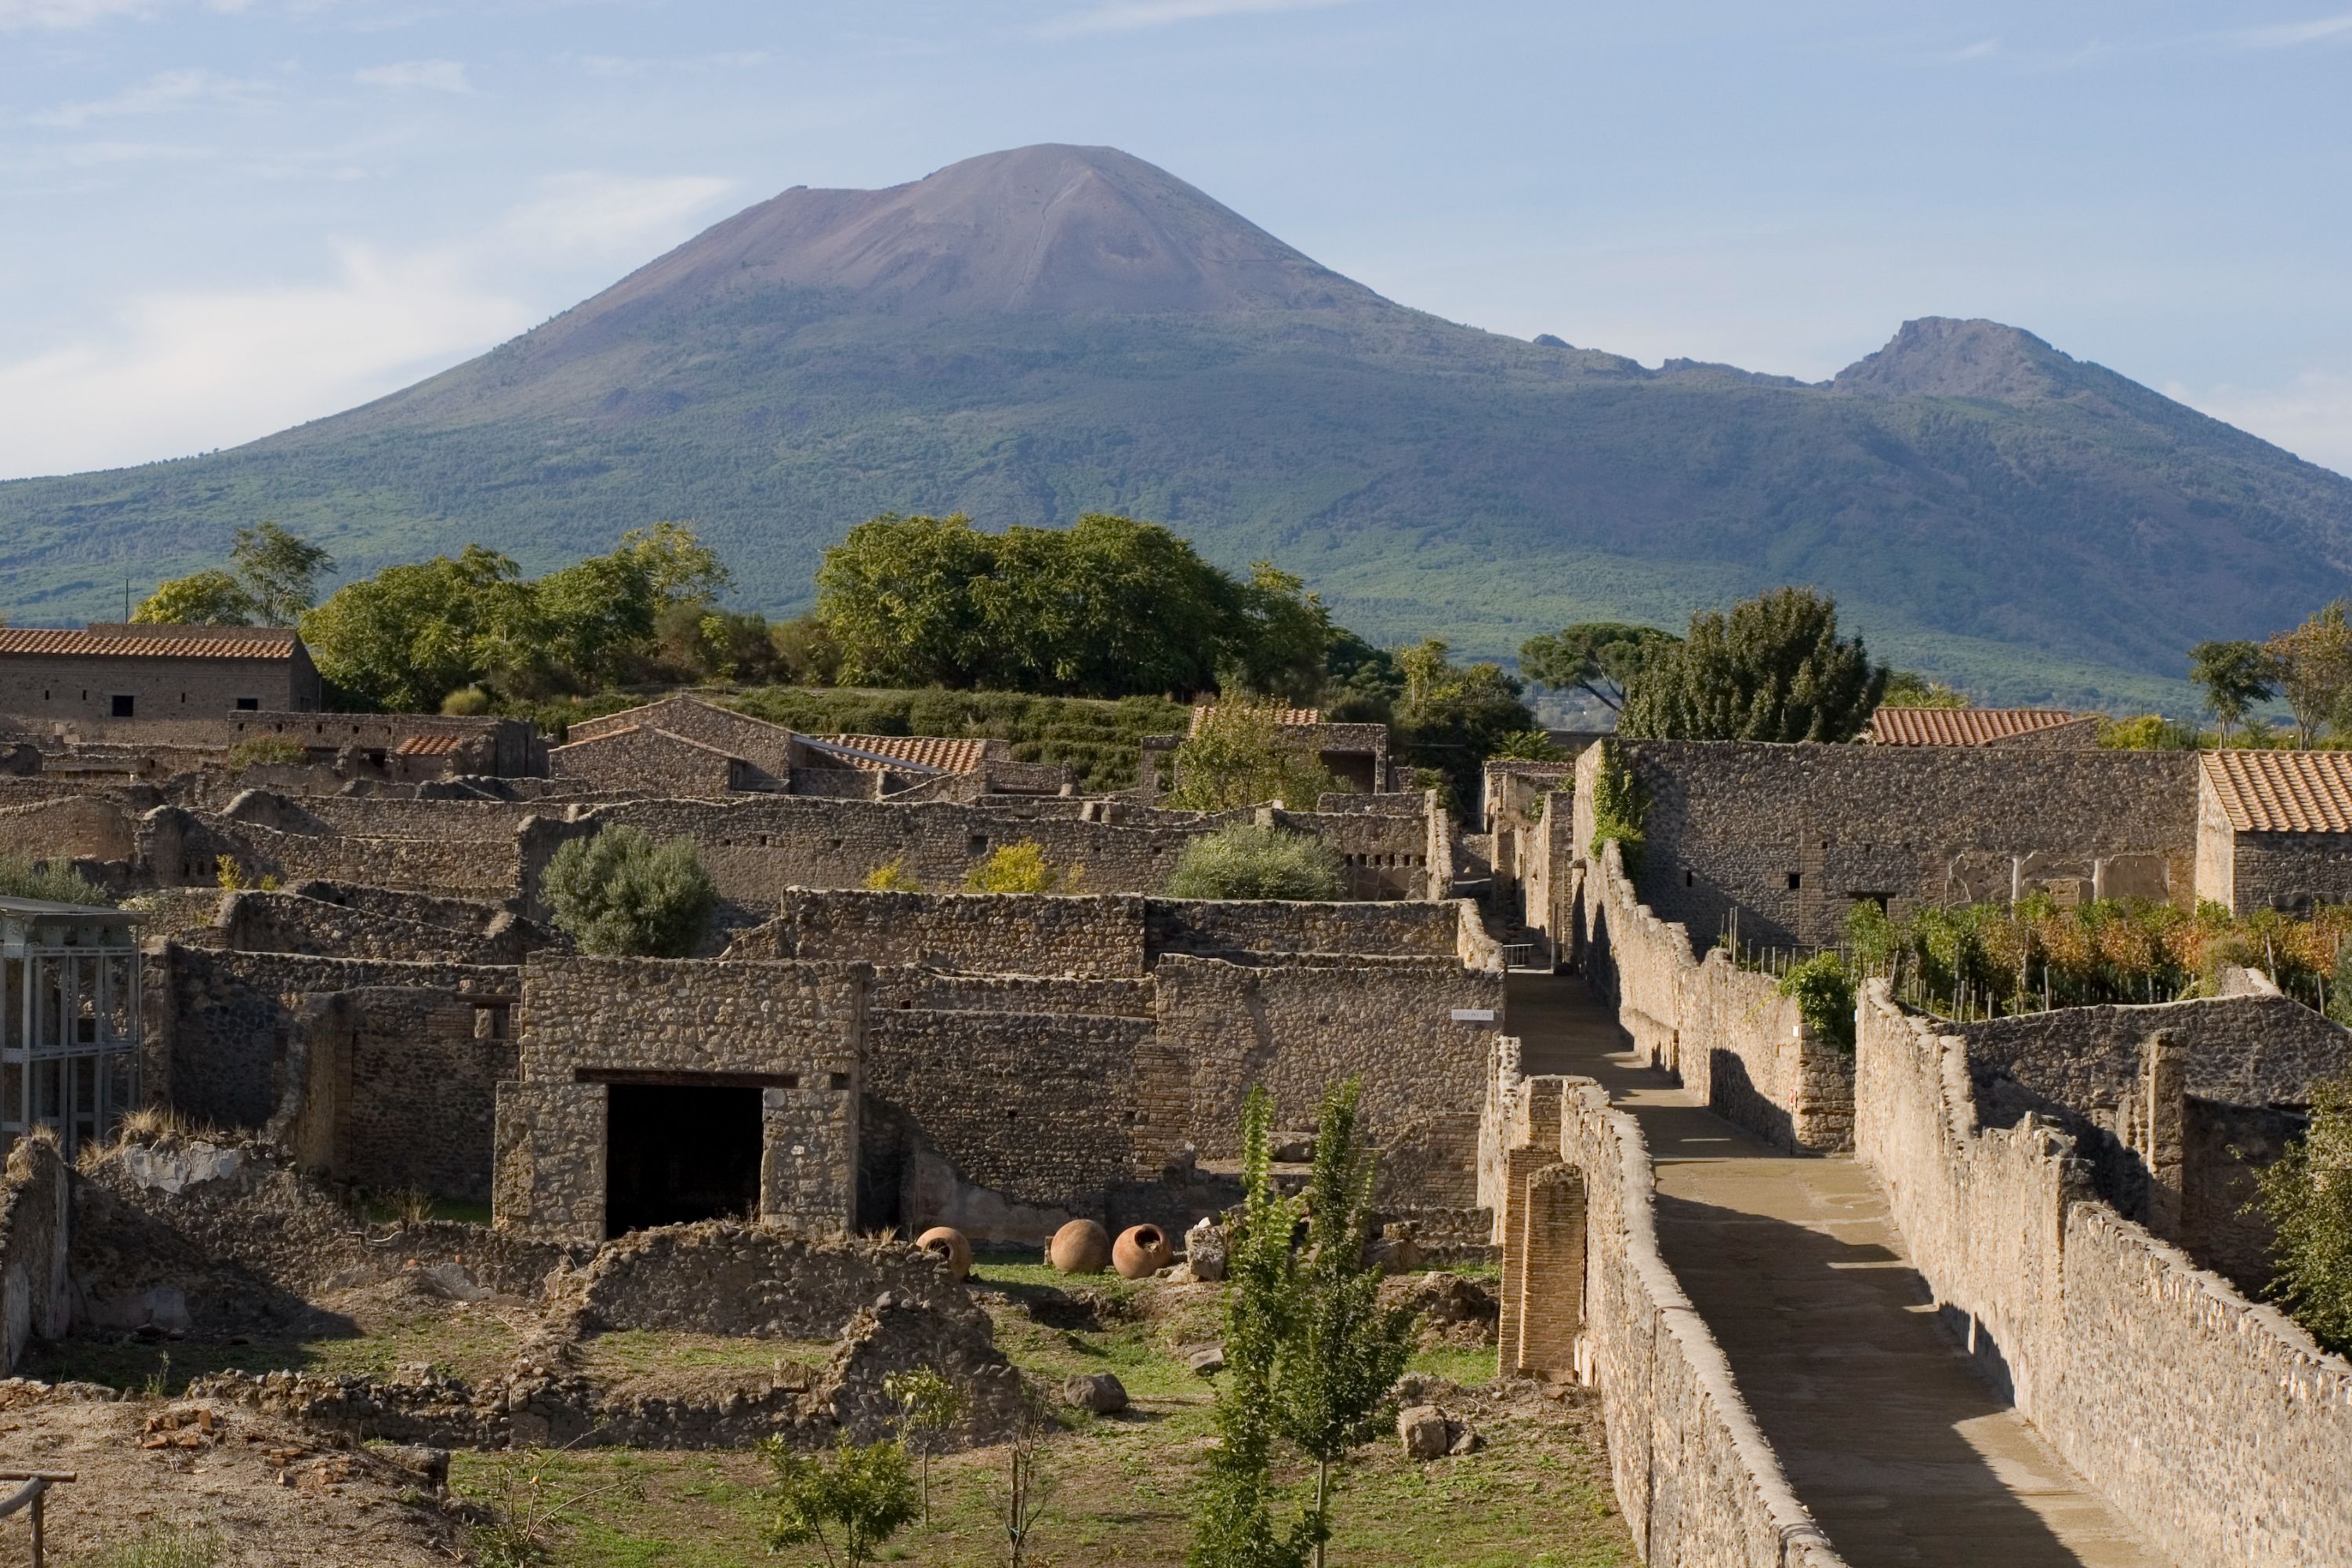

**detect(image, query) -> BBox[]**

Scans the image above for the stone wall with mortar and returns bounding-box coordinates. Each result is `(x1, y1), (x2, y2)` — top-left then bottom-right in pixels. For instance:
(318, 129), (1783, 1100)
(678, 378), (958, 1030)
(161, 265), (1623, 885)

(1855, 982), (2352, 1568)
(154, 944), (517, 1134)
(730, 888), (1470, 978)
(264, 985), (518, 1202)
(1918, 982), (2352, 1295)
(1575, 741), (2200, 949)
(1581, 840), (1853, 1152)
(1486, 1051), (1846, 1568)
(214, 887), (558, 966)
(137, 807), (523, 901)
(495, 956), (866, 1247)
(866, 967), (1154, 1018)
(549, 724), (760, 798)
(0, 1137), (71, 1375)
(0, 793), (135, 864)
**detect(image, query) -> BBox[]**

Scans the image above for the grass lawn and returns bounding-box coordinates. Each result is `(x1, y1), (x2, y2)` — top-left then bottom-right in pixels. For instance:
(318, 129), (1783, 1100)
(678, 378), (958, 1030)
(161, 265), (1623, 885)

(446, 1262), (1632, 1568)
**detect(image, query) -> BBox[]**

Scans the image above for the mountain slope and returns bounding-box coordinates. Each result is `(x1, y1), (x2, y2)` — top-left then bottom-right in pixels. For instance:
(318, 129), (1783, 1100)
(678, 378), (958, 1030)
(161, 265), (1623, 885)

(4, 143), (2348, 708)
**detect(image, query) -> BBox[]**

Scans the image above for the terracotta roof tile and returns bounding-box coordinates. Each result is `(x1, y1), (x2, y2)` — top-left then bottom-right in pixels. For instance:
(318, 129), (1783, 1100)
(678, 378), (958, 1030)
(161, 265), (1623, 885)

(393, 734), (467, 756)
(2201, 750), (2352, 834)
(0, 626), (299, 660)
(1867, 707), (2088, 746)
(809, 734), (990, 774)
(1189, 705), (1322, 735)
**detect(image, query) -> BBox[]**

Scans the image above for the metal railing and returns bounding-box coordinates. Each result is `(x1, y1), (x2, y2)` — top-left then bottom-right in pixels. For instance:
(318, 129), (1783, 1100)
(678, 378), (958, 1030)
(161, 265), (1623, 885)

(0, 1470), (74, 1566)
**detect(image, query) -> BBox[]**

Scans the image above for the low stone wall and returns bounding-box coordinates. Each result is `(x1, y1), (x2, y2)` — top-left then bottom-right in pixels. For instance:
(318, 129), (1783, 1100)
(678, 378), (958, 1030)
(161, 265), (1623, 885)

(732, 890), (1149, 977)
(216, 888), (557, 966)
(867, 967), (1154, 1018)
(1145, 897), (1459, 961)
(549, 1223), (970, 1338)
(0, 1138), (71, 1375)
(1583, 841), (1853, 1152)
(1855, 982), (2352, 1568)
(139, 807), (522, 902)
(0, 793), (135, 864)
(1487, 1054), (1845, 1567)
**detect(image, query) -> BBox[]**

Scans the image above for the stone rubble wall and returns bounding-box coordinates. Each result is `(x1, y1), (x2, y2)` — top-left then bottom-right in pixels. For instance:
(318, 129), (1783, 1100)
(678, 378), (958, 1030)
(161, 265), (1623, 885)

(0, 793), (136, 863)
(0, 1138), (71, 1376)
(548, 1222), (971, 1338)
(1486, 1054), (1846, 1568)
(731, 887), (1473, 978)
(1581, 740), (2201, 948)
(154, 944), (517, 1136)
(138, 806), (524, 902)
(221, 790), (557, 840)
(212, 887), (559, 967)
(1855, 982), (2352, 1568)
(867, 967), (1155, 1018)
(1581, 840), (1853, 1152)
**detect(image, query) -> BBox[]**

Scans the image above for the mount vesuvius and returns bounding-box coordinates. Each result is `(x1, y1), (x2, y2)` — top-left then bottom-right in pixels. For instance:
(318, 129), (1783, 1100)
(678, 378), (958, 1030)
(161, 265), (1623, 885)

(5, 143), (2349, 706)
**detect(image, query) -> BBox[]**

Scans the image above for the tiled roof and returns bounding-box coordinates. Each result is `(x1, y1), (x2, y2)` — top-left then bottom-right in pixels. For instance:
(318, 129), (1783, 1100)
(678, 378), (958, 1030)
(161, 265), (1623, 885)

(1867, 707), (2085, 746)
(394, 734), (467, 756)
(0, 625), (299, 660)
(809, 734), (990, 774)
(2201, 750), (2352, 834)
(1189, 705), (1322, 735)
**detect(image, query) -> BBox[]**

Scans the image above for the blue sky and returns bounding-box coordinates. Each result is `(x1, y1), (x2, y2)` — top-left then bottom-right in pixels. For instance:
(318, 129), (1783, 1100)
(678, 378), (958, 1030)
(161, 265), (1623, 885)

(2, 0), (2348, 481)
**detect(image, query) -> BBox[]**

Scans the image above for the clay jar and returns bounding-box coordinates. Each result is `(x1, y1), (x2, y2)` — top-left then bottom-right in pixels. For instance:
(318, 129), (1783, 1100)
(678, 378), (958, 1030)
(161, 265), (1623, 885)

(1047, 1219), (1112, 1275)
(916, 1225), (971, 1281)
(1112, 1224), (1174, 1279)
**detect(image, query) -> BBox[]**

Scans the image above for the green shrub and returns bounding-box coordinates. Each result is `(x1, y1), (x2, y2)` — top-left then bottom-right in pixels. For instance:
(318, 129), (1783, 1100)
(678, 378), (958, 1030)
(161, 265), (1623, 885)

(543, 826), (718, 956)
(761, 1433), (919, 1565)
(2253, 1072), (2352, 1354)
(223, 735), (308, 770)
(0, 853), (111, 906)
(440, 684), (492, 716)
(1166, 823), (1346, 901)
(1161, 706), (1340, 811)
(1588, 740), (1647, 873)
(1778, 953), (1857, 1051)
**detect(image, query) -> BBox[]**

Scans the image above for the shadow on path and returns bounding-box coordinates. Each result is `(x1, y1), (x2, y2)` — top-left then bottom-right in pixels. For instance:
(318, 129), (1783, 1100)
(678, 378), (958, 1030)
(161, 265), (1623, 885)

(1508, 973), (2163, 1568)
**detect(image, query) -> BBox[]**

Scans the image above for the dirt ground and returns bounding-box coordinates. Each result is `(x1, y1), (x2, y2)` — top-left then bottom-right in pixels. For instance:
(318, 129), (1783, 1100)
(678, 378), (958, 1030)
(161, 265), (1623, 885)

(0, 1382), (462, 1567)
(1, 1254), (1633, 1568)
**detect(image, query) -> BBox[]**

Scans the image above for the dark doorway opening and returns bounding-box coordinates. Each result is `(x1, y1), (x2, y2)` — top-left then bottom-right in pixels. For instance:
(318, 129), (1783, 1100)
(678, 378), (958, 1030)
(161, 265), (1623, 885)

(605, 1083), (763, 1238)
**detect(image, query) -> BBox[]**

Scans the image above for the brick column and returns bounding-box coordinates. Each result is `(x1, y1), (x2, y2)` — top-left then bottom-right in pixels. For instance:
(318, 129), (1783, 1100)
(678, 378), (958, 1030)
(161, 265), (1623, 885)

(1515, 1163), (1587, 1375)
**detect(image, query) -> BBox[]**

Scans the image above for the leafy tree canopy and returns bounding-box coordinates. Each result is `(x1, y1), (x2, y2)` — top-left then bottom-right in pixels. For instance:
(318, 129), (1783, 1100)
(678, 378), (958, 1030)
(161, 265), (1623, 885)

(1619, 586), (1886, 742)
(815, 513), (1335, 702)
(2188, 638), (2281, 742)
(134, 521), (336, 627)
(1880, 669), (1970, 710)
(1519, 621), (1679, 713)
(2255, 1072), (2352, 1355)
(299, 525), (731, 713)
(1163, 706), (1341, 812)
(1381, 639), (1540, 809)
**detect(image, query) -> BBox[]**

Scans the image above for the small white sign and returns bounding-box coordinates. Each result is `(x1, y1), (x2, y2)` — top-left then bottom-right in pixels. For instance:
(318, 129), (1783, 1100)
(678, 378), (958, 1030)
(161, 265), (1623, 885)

(1450, 1008), (1497, 1023)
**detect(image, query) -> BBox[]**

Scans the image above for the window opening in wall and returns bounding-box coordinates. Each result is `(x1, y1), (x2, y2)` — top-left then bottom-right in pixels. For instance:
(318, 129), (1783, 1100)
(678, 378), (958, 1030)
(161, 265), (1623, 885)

(604, 1083), (763, 1237)
(235, 698), (260, 711)
(180, 692), (187, 704)
(472, 1003), (510, 1040)
(1787, 872), (1802, 891)
(109, 695), (134, 718)
(1684, 869), (1694, 887)
(968, 835), (989, 856)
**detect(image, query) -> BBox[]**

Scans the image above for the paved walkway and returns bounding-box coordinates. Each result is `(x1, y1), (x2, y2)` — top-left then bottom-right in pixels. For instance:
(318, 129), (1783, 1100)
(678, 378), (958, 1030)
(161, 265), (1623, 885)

(1509, 975), (2165, 1568)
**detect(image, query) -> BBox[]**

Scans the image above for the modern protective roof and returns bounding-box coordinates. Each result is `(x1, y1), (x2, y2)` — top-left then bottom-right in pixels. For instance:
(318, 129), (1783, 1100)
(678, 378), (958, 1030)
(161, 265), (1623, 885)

(1866, 707), (2088, 746)
(2201, 750), (2352, 834)
(393, 734), (468, 756)
(808, 734), (990, 774)
(1189, 705), (1323, 735)
(0, 625), (299, 660)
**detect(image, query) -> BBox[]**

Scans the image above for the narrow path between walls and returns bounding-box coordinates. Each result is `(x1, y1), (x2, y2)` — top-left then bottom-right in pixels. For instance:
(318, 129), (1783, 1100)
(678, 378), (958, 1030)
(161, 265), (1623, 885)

(1508, 975), (2166, 1568)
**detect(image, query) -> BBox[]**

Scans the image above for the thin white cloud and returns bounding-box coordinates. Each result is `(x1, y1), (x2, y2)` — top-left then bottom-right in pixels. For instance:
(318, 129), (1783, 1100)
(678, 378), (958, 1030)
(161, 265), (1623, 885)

(568, 50), (771, 78)
(1945, 38), (1999, 63)
(2232, 12), (2352, 49)
(27, 67), (274, 129)
(0, 170), (733, 480)
(354, 59), (470, 93)
(0, 0), (150, 26)
(2171, 372), (2352, 477)
(1039, 0), (1356, 40)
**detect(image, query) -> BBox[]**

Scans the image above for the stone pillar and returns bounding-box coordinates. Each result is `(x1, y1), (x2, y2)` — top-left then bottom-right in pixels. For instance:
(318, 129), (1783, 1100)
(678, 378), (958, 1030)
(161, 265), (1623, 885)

(761, 1059), (861, 1236)
(2092, 857), (2111, 902)
(1495, 1145), (1552, 1357)
(2140, 1032), (2186, 1241)
(1515, 1163), (1587, 1375)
